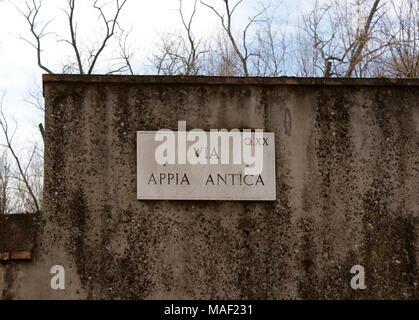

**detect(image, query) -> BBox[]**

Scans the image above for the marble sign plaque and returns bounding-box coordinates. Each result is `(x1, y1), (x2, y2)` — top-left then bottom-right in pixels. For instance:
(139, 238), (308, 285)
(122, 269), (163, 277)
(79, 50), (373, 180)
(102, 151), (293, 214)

(137, 131), (276, 200)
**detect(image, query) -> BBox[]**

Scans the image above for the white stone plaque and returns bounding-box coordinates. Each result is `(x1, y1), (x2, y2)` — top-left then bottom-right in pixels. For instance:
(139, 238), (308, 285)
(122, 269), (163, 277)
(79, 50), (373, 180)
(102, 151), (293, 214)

(137, 131), (276, 200)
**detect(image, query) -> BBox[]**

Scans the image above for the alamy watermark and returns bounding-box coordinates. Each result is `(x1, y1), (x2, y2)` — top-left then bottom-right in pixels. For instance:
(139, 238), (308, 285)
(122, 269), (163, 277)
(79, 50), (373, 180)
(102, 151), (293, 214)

(153, 121), (265, 175)
(350, 265), (367, 290)
(50, 265), (65, 290)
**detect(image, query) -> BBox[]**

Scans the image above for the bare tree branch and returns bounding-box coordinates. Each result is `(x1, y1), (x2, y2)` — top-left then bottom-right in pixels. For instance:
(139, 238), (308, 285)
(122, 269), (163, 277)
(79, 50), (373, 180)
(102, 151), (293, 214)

(16, 0), (54, 74)
(0, 93), (40, 213)
(345, 0), (381, 77)
(64, 0), (84, 74)
(17, 0), (130, 76)
(87, 0), (127, 74)
(201, 0), (267, 76)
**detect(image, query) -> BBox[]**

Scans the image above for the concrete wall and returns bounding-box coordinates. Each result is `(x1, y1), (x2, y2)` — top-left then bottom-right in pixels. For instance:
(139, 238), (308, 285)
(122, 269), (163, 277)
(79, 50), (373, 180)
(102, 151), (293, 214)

(0, 214), (37, 261)
(1, 75), (417, 299)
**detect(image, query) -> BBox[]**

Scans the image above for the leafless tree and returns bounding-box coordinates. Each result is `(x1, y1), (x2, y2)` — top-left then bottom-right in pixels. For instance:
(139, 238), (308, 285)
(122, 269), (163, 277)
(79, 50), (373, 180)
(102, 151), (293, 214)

(178, 0), (202, 75)
(0, 149), (12, 215)
(295, 20), (319, 77)
(202, 31), (242, 76)
(114, 29), (135, 75)
(149, 0), (416, 78)
(344, 0), (383, 77)
(151, 32), (188, 75)
(251, 10), (288, 76)
(0, 93), (41, 214)
(151, 0), (207, 75)
(201, 0), (268, 76)
(16, 0), (130, 75)
(151, 0), (274, 77)
(379, 0), (418, 77)
(299, 0), (388, 77)
(25, 82), (45, 113)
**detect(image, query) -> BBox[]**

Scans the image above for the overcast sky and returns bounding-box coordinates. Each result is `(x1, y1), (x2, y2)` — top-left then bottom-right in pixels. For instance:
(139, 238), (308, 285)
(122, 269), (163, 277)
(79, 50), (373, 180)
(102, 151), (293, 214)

(0, 0), (320, 148)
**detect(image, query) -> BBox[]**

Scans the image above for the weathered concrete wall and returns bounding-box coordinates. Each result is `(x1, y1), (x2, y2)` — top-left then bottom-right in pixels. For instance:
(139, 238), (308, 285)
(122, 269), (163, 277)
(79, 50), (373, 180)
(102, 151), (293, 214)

(1, 75), (418, 299)
(0, 214), (38, 261)
(0, 214), (39, 299)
